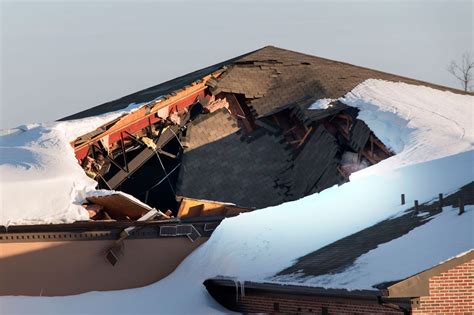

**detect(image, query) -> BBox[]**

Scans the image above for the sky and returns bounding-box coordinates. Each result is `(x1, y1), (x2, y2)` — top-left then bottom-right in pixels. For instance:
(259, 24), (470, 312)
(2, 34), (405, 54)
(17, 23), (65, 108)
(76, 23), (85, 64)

(1, 0), (472, 129)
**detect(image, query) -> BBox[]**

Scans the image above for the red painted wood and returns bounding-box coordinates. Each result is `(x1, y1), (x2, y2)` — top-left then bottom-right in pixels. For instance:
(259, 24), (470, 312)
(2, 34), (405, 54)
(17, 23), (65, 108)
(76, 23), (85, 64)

(74, 90), (209, 162)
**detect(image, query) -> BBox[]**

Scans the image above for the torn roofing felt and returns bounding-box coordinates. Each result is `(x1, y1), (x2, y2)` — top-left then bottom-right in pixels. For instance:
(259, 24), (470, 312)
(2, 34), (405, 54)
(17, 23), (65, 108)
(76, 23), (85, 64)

(67, 46), (467, 212)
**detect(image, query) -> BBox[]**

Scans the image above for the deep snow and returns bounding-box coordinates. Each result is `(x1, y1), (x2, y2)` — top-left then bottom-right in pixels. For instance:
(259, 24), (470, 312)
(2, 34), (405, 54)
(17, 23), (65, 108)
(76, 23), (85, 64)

(0, 102), (147, 226)
(340, 79), (474, 176)
(0, 80), (472, 314)
(0, 80), (472, 226)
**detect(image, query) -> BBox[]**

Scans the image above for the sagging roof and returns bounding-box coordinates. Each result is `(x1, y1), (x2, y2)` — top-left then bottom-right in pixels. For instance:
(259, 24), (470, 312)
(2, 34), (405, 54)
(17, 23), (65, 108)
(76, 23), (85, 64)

(62, 46), (468, 122)
(275, 181), (474, 283)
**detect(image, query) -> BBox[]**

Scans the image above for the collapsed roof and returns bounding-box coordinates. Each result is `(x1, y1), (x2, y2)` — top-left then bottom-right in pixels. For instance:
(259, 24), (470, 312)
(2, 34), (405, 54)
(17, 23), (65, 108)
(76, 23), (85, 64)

(1, 46), (470, 226)
(1, 46), (472, 311)
(66, 45), (469, 214)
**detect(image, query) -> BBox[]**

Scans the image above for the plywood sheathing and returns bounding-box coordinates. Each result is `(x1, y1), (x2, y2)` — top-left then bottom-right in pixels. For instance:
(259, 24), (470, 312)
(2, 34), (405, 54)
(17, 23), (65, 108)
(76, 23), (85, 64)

(177, 197), (251, 218)
(86, 193), (152, 220)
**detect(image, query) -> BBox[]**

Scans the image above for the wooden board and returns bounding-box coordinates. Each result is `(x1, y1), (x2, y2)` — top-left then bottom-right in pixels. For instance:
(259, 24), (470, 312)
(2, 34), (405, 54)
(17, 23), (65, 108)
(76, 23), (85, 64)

(177, 197), (251, 218)
(87, 193), (151, 220)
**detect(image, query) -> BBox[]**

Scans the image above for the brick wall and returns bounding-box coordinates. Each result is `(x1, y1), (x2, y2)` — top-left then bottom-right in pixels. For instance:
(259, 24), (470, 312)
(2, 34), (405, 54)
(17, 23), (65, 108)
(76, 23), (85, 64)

(412, 258), (473, 314)
(235, 295), (404, 314)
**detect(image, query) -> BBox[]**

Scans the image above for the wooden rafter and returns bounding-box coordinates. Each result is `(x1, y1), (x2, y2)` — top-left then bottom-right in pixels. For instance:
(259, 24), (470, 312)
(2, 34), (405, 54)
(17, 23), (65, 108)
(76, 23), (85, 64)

(72, 70), (225, 161)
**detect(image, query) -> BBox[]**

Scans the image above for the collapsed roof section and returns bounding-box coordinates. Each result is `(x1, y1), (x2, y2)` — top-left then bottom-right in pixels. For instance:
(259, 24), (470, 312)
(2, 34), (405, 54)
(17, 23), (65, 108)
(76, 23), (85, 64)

(69, 46), (465, 216)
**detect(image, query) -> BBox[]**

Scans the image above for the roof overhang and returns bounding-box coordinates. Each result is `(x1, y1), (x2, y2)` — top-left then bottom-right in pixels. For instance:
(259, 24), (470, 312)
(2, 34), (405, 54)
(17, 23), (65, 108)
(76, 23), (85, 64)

(386, 250), (474, 298)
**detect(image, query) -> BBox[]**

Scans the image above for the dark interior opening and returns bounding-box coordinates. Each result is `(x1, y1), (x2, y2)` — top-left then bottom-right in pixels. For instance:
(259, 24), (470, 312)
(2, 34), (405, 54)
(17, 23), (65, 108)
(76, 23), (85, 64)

(100, 137), (183, 215)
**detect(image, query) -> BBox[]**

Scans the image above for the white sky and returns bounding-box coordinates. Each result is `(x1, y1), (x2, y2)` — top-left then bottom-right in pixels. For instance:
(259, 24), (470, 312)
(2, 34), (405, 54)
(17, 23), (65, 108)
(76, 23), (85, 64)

(1, 0), (472, 128)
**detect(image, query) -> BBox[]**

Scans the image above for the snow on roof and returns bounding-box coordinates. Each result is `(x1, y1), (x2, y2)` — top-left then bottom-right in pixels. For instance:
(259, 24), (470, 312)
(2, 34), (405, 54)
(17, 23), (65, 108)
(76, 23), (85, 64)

(182, 80), (472, 296)
(0, 102), (145, 226)
(0, 79), (472, 313)
(385, 247), (474, 298)
(439, 248), (474, 264)
(273, 205), (473, 291)
(308, 98), (334, 110)
(339, 79), (473, 176)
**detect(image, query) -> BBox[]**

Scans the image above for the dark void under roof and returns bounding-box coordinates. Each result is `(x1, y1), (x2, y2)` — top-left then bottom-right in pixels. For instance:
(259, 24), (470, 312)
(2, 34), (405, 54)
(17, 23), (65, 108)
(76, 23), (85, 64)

(61, 46), (468, 121)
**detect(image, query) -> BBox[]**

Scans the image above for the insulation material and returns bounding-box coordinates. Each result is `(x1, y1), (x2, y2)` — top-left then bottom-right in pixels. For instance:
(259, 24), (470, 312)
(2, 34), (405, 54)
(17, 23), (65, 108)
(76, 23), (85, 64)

(157, 106), (170, 119)
(340, 151), (369, 175)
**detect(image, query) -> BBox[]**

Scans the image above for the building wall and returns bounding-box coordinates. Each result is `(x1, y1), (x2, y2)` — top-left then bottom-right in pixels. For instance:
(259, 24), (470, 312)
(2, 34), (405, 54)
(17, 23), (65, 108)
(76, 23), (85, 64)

(412, 258), (473, 314)
(0, 236), (208, 296)
(235, 295), (404, 315)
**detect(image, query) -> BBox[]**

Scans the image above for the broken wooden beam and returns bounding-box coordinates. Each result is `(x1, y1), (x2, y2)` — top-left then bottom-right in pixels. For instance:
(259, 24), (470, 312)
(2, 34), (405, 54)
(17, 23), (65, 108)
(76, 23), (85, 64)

(106, 125), (181, 189)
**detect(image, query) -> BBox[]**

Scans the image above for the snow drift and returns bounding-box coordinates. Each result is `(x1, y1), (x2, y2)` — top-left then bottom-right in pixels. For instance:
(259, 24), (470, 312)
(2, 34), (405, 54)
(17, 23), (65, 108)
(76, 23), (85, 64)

(0, 103), (145, 226)
(340, 79), (474, 175)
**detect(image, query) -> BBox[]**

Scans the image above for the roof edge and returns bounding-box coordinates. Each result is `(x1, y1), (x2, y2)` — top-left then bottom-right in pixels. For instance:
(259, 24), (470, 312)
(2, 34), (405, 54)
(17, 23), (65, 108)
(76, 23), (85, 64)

(59, 46), (267, 121)
(387, 249), (474, 298)
(264, 45), (472, 95)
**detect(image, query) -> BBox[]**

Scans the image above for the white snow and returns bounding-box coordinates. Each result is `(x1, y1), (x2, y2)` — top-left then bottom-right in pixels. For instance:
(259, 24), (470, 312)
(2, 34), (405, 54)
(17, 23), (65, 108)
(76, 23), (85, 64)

(339, 79), (474, 176)
(308, 98), (334, 110)
(273, 205), (474, 290)
(0, 102), (146, 226)
(0, 80), (472, 314)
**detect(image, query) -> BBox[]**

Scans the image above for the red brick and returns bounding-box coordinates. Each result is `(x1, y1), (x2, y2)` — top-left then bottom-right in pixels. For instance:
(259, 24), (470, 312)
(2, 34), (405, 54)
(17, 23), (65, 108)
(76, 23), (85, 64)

(413, 258), (473, 314)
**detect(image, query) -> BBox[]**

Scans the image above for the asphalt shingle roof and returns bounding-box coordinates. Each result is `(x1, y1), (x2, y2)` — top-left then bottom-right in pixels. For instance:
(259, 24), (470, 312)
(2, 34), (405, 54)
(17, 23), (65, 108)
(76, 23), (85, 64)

(274, 182), (474, 282)
(209, 46), (468, 119)
(62, 46), (468, 121)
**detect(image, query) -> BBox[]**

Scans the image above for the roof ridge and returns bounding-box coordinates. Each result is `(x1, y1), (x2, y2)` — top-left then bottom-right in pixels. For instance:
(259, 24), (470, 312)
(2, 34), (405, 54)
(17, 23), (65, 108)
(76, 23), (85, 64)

(255, 45), (471, 95)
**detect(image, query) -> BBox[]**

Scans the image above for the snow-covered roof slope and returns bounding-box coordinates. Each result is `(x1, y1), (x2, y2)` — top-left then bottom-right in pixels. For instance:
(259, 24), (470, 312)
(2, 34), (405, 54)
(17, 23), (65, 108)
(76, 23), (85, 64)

(273, 203), (473, 290)
(0, 103), (145, 226)
(321, 205), (473, 290)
